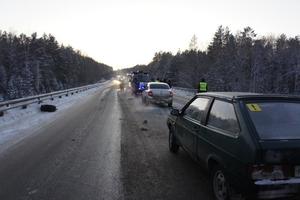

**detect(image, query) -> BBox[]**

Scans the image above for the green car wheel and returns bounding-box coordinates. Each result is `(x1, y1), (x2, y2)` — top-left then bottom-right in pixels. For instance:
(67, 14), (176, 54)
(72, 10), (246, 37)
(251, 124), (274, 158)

(211, 166), (230, 200)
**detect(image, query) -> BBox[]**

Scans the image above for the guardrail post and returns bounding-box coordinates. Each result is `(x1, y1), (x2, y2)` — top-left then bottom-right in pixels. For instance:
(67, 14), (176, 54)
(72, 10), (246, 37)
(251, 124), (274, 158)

(38, 97), (42, 104)
(66, 93), (69, 97)
(0, 111), (4, 117)
(51, 95), (54, 101)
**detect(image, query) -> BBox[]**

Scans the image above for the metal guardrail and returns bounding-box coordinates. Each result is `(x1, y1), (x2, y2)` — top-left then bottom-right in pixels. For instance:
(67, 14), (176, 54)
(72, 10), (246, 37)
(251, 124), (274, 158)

(0, 81), (108, 114)
(0, 83), (195, 115)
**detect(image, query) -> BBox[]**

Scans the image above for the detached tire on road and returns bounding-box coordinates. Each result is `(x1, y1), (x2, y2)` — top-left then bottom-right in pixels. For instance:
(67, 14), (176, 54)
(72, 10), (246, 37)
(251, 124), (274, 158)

(169, 129), (179, 153)
(40, 104), (57, 112)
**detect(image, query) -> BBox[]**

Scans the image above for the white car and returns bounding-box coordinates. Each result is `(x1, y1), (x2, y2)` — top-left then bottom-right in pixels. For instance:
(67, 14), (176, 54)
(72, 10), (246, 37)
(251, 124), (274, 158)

(142, 82), (173, 107)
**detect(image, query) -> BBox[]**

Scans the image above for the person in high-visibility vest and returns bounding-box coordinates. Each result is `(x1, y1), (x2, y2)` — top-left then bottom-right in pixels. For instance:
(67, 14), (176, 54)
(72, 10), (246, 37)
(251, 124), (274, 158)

(198, 78), (208, 93)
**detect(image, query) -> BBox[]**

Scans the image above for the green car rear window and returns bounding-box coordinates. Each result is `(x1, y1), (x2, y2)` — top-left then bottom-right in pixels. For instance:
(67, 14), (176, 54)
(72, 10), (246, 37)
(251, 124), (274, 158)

(246, 102), (300, 140)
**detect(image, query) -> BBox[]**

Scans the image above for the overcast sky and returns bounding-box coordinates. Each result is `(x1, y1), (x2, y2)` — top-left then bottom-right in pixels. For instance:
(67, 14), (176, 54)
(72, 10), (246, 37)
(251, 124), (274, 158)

(0, 0), (299, 69)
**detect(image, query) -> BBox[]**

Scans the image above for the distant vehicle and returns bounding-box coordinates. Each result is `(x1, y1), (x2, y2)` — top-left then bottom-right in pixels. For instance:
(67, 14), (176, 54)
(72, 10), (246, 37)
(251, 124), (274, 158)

(130, 71), (150, 95)
(141, 82), (173, 107)
(167, 92), (300, 200)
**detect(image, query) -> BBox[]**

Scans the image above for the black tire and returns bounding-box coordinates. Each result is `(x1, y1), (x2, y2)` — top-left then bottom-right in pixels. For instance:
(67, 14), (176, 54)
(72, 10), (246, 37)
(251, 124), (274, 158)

(168, 102), (173, 107)
(40, 104), (57, 112)
(211, 165), (238, 200)
(211, 165), (250, 200)
(169, 129), (179, 153)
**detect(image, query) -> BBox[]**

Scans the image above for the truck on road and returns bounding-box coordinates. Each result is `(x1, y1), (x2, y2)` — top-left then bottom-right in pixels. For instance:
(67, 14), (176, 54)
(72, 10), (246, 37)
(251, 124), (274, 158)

(130, 71), (150, 95)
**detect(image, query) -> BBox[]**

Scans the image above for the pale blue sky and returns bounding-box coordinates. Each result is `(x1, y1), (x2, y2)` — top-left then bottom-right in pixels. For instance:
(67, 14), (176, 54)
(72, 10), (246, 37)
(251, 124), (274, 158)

(0, 0), (299, 69)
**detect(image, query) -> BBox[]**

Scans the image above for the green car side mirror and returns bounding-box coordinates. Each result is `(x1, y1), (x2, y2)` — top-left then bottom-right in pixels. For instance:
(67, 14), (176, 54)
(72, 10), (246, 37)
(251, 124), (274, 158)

(170, 108), (180, 116)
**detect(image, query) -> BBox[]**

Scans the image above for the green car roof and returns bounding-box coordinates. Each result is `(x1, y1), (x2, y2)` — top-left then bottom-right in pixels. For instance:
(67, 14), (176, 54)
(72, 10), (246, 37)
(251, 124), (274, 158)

(197, 92), (300, 101)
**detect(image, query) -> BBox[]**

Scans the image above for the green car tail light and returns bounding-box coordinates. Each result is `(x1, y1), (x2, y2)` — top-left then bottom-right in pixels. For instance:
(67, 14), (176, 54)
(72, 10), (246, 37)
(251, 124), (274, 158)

(250, 165), (288, 180)
(250, 149), (300, 180)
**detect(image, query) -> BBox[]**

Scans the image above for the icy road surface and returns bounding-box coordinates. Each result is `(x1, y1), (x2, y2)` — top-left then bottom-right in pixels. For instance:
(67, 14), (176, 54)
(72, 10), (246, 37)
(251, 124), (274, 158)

(0, 84), (214, 200)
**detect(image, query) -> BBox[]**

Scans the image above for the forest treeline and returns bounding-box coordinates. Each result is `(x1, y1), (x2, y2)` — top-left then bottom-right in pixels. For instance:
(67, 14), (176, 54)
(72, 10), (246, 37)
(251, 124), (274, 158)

(124, 26), (300, 94)
(0, 31), (113, 100)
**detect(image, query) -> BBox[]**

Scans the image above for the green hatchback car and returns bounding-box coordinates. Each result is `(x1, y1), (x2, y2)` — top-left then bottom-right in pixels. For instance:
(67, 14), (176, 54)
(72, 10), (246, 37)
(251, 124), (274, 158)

(167, 92), (300, 200)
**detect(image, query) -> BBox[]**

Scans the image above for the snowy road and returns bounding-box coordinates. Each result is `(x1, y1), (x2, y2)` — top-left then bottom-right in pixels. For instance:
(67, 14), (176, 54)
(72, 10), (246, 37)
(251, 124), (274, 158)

(0, 81), (111, 153)
(0, 84), (213, 200)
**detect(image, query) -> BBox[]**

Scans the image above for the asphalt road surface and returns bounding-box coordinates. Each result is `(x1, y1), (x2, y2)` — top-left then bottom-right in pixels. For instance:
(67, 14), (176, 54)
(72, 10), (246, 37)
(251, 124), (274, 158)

(0, 85), (213, 200)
